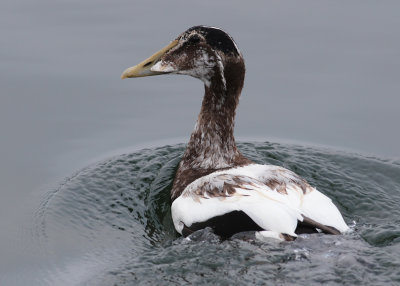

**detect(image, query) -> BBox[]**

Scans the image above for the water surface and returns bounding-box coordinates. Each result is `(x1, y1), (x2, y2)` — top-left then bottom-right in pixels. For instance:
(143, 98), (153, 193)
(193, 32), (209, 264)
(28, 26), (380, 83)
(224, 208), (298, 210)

(1, 1), (400, 284)
(34, 142), (400, 285)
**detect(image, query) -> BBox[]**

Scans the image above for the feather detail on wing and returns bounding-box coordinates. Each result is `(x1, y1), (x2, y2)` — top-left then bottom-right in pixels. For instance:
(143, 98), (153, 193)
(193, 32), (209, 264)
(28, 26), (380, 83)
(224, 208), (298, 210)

(171, 164), (349, 236)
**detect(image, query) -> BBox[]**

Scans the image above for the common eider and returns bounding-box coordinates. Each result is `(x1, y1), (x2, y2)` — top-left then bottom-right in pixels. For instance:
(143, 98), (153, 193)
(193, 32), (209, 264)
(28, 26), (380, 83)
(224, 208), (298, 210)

(121, 26), (349, 241)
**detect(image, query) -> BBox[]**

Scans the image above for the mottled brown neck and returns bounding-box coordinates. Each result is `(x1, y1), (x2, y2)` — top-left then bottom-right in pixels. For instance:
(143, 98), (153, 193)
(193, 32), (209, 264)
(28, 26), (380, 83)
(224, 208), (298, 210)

(171, 58), (252, 201)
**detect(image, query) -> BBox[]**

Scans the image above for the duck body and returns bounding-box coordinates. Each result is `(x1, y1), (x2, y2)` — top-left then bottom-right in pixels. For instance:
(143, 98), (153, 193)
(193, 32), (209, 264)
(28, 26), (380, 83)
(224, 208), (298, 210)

(172, 164), (349, 240)
(121, 26), (349, 240)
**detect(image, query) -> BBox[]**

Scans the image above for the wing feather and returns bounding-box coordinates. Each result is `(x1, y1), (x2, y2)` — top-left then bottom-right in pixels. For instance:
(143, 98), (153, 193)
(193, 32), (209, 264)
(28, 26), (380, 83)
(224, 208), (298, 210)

(171, 164), (349, 236)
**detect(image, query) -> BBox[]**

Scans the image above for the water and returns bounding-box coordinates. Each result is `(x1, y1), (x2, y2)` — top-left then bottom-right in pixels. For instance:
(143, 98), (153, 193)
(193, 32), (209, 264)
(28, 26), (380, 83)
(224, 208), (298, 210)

(1, 0), (400, 284)
(33, 142), (400, 285)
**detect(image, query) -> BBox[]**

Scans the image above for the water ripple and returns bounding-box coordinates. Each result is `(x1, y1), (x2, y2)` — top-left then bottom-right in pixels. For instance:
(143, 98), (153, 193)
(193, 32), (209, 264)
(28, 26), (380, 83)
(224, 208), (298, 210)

(36, 142), (400, 285)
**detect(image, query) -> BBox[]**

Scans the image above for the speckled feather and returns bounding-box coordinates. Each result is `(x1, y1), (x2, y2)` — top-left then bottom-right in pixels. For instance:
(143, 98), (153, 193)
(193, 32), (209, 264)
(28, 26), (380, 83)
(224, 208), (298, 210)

(170, 27), (247, 202)
(171, 164), (349, 238)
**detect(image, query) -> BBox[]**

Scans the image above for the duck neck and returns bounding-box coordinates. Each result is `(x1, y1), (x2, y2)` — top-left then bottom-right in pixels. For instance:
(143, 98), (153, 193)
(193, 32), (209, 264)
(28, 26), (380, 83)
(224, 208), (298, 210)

(181, 63), (245, 170)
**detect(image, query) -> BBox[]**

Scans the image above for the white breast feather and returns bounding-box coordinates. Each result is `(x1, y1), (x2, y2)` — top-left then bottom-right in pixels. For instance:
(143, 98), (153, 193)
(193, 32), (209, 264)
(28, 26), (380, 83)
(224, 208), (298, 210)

(171, 164), (349, 236)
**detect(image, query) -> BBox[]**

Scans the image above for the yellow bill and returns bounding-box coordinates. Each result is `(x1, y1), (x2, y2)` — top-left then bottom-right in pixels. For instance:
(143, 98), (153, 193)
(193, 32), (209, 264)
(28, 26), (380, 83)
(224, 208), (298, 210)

(121, 40), (179, 79)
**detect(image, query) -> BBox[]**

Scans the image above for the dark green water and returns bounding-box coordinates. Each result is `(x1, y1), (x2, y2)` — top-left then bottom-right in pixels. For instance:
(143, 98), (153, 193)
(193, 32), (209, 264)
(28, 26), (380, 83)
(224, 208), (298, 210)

(37, 142), (400, 285)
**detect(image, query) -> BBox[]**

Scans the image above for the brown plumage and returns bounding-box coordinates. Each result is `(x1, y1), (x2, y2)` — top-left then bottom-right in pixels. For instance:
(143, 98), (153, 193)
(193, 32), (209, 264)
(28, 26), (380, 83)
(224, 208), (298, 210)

(170, 27), (251, 201)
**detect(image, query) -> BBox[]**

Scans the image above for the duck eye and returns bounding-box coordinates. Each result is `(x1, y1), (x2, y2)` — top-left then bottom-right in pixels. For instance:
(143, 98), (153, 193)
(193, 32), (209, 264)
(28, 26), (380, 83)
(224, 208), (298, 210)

(188, 35), (201, 44)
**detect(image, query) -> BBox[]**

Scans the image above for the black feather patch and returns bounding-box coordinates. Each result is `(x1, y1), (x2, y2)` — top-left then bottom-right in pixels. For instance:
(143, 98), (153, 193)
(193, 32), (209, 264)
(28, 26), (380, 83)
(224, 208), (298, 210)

(183, 210), (262, 239)
(187, 26), (239, 56)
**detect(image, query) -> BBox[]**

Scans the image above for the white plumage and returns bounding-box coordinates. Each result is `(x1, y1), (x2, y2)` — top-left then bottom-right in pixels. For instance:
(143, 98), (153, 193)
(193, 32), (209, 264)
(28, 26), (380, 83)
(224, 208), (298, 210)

(172, 164), (349, 239)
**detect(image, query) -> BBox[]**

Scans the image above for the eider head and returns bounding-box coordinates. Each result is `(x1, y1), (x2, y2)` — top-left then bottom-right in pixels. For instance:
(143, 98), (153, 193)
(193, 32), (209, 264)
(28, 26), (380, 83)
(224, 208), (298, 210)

(121, 26), (245, 91)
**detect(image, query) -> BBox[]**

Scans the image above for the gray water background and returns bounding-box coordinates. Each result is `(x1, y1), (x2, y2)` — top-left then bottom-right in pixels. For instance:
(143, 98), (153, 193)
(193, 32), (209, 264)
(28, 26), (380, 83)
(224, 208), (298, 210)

(1, 0), (400, 284)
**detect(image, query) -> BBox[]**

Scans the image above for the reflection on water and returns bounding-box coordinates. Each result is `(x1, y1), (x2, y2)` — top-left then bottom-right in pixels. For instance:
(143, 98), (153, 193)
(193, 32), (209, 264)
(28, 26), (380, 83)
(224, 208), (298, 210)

(36, 142), (400, 285)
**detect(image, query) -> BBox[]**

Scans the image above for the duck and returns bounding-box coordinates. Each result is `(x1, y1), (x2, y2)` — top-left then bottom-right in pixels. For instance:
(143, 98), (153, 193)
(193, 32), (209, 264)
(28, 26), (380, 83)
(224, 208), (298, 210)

(121, 26), (349, 241)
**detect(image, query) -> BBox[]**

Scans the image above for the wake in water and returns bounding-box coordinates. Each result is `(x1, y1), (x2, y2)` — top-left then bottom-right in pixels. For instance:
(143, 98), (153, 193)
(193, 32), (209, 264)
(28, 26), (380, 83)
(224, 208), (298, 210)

(36, 142), (400, 285)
